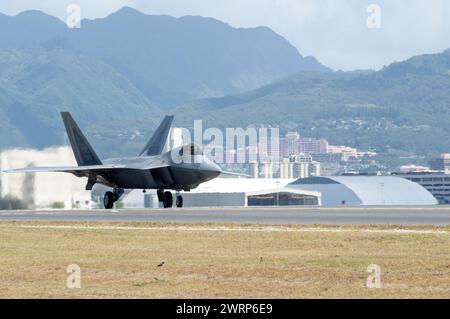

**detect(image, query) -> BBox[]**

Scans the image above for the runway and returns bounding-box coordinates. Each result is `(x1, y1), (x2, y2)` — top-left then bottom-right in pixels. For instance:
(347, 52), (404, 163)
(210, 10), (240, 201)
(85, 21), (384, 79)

(1, 206), (450, 225)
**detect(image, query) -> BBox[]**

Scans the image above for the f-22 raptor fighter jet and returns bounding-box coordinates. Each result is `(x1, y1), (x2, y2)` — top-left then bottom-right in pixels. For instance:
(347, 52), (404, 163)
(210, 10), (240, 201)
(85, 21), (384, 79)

(4, 112), (222, 209)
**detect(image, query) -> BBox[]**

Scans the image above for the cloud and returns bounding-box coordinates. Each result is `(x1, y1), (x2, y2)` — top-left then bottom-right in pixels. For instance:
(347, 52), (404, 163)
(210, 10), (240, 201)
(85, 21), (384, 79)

(1, 0), (450, 70)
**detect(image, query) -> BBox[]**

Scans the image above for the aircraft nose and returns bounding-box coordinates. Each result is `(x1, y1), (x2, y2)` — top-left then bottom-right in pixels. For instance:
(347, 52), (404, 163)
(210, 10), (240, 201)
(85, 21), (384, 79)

(207, 160), (222, 175)
(212, 162), (222, 175)
(203, 158), (222, 177)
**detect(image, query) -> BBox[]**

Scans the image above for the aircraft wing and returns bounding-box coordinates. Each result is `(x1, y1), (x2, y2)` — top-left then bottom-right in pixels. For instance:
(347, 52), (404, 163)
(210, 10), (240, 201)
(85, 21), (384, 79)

(2, 164), (126, 174)
(220, 171), (251, 178)
(2, 163), (170, 174)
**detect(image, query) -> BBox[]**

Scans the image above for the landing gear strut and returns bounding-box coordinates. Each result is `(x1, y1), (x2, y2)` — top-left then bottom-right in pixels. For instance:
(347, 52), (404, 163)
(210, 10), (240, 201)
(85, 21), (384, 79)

(103, 188), (124, 209)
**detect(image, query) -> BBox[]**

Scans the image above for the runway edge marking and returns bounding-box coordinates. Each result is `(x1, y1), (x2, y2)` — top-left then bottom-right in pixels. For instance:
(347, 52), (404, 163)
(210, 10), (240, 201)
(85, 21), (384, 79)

(0, 224), (448, 235)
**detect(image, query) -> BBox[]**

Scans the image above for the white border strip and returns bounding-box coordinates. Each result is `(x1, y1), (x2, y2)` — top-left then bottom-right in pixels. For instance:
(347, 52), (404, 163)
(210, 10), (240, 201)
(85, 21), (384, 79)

(0, 224), (448, 235)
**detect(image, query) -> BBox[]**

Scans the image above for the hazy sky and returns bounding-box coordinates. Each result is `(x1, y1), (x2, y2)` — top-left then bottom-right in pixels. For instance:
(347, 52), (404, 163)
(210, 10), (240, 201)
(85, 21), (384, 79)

(1, 0), (450, 70)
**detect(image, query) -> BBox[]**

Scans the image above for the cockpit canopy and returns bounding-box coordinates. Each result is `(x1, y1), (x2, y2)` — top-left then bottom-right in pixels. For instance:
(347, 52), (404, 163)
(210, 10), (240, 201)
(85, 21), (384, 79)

(178, 143), (203, 156)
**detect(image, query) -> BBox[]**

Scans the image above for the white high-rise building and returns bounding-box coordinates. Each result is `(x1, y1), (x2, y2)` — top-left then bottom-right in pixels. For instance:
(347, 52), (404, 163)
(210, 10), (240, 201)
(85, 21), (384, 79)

(294, 162), (309, 179)
(261, 162), (273, 179)
(279, 158), (294, 179)
(249, 161), (259, 178)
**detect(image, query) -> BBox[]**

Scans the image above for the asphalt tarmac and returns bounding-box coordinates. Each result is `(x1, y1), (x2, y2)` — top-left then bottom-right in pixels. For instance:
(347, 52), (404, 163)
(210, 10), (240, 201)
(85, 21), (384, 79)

(1, 206), (450, 225)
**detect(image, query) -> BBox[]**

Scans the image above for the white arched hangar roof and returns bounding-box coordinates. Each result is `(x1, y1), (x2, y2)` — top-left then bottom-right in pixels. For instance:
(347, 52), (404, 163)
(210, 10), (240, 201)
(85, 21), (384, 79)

(288, 176), (438, 206)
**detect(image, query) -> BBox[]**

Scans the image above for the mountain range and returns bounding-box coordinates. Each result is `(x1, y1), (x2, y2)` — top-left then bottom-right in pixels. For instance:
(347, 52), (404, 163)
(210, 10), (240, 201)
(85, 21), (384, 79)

(0, 47), (165, 154)
(176, 50), (450, 158)
(0, 7), (327, 107)
(0, 7), (328, 157)
(1, 7), (450, 162)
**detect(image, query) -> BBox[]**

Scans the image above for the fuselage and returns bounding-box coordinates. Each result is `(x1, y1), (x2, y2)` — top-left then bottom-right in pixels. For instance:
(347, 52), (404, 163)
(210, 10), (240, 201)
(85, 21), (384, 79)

(97, 150), (222, 191)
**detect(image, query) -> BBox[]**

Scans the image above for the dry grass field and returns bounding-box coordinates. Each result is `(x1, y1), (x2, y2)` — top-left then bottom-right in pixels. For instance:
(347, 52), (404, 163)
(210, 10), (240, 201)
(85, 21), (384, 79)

(0, 221), (449, 298)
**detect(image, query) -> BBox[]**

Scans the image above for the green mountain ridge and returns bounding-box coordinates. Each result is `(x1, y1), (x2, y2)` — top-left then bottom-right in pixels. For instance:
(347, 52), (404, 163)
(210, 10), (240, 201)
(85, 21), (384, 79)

(0, 7), (330, 157)
(0, 7), (329, 107)
(1, 8), (450, 161)
(175, 50), (450, 156)
(0, 48), (161, 157)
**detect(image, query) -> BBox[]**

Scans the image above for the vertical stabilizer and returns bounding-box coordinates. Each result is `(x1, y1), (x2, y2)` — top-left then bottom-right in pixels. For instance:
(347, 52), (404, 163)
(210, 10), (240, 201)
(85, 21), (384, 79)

(61, 112), (102, 166)
(139, 115), (174, 156)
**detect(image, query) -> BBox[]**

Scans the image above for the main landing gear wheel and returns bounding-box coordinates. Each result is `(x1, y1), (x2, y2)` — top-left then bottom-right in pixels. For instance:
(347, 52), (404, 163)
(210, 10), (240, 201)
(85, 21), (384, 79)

(103, 191), (114, 209)
(103, 188), (124, 209)
(163, 191), (173, 208)
(176, 195), (183, 208)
